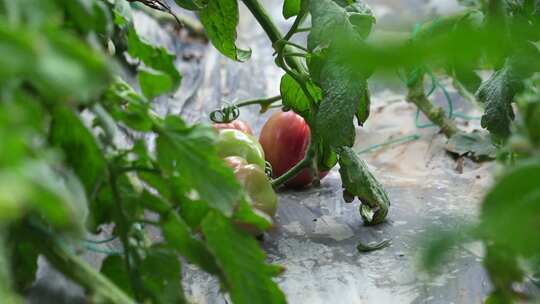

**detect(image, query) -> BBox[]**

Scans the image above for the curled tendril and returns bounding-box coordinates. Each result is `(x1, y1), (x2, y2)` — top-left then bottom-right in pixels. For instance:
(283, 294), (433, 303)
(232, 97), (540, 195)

(210, 103), (240, 123)
(265, 161), (273, 178)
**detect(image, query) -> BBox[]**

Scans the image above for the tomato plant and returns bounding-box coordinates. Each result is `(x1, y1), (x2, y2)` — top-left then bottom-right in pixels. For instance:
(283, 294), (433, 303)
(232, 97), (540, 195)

(1, 0), (540, 303)
(259, 111), (327, 188)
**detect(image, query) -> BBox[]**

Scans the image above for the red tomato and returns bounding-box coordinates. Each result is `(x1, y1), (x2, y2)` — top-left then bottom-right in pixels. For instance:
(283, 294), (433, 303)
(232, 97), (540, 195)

(213, 120), (253, 135)
(259, 111), (327, 188)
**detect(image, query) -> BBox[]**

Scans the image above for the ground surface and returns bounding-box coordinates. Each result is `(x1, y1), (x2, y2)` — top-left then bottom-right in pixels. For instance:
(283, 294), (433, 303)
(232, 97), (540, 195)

(28, 1), (498, 303)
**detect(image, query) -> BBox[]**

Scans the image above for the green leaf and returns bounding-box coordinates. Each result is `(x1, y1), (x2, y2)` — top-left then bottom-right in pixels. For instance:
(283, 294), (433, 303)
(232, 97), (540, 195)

(478, 45), (540, 139)
(49, 105), (107, 195)
(484, 244), (524, 301)
(92, 1), (114, 36)
(308, 0), (348, 51)
(309, 0), (372, 148)
(198, 0), (251, 62)
(39, 30), (112, 102)
(342, 1), (375, 40)
(180, 200), (210, 229)
(201, 211), (286, 304)
(64, 0), (113, 35)
(0, 20), (111, 102)
(314, 50), (368, 148)
(308, 0), (372, 51)
(156, 116), (242, 216)
(88, 174), (140, 232)
(232, 198), (272, 233)
(317, 141), (338, 171)
(174, 0), (206, 10)
(283, 0), (301, 19)
(139, 190), (171, 215)
(338, 147), (390, 225)
(101, 255), (133, 297)
(9, 237), (39, 291)
(355, 85), (370, 126)
(419, 224), (472, 273)
(445, 131), (497, 160)
(103, 79), (153, 132)
(279, 74), (321, 118)
(88, 184), (114, 232)
(112, 0), (133, 26)
(516, 73), (540, 145)
(161, 212), (220, 275)
(0, 161), (88, 232)
(452, 67), (482, 94)
(127, 28), (181, 97)
(0, 229), (22, 304)
(29, 168), (88, 232)
(138, 67), (174, 100)
(477, 66), (518, 139)
(480, 161), (540, 257)
(139, 246), (186, 303)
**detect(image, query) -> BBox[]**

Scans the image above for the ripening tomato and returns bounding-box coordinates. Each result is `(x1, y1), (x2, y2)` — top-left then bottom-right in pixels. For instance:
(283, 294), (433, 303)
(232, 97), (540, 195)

(213, 120), (253, 135)
(224, 155), (249, 171)
(259, 111), (328, 188)
(224, 156), (278, 234)
(215, 129), (266, 169)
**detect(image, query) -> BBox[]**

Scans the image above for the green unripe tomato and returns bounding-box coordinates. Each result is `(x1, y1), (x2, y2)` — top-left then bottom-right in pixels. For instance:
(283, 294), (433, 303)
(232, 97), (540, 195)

(216, 129), (266, 169)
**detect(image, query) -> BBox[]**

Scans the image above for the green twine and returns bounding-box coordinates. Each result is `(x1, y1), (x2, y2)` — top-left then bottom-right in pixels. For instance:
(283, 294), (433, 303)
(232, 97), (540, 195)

(358, 134), (421, 155)
(414, 71), (481, 128)
(82, 235), (122, 255)
(83, 235), (118, 244)
(84, 244), (123, 255)
(406, 19), (481, 129)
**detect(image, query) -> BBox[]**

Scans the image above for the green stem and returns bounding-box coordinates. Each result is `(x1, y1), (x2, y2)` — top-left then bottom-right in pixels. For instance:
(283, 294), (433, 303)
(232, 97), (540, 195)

(25, 224), (135, 304)
(451, 76), (483, 110)
(235, 95), (282, 108)
(277, 40), (308, 52)
(136, 3), (205, 37)
(240, 0), (305, 73)
(271, 143), (314, 189)
(407, 75), (459, 138)
(295, 27), (311, 33)
(282, 52), (307, 58)
(275, 53), (317, 110)
(0, 227), (21, 304)
(109, 169), (144, 301)
(241, 0), (317, 111)
(283, 0), (308, 41)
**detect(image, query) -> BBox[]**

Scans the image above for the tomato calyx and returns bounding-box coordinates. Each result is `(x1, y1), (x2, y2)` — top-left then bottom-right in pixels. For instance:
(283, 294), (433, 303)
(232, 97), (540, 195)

(209, 103), (240, 123)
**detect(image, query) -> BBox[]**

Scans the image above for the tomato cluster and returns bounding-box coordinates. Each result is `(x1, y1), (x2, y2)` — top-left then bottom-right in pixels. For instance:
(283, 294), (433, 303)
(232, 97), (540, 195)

(213, 111), (329, 233)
